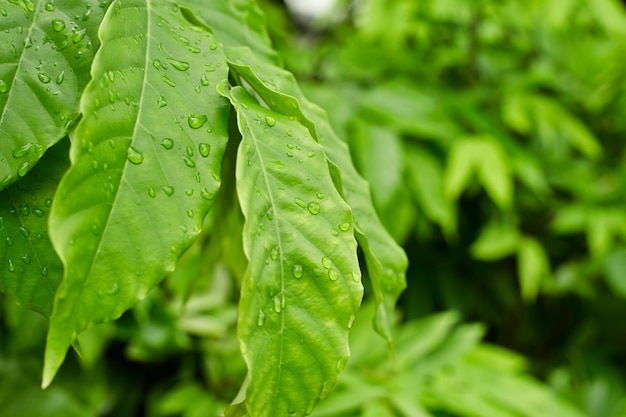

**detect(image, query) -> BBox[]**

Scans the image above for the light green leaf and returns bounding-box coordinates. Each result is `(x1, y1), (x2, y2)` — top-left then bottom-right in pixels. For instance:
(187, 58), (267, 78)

(470, 221), (520, 261)
(223, 46), (407, 347)
(517, 237), (549, 302)
(43, 0), (229, 387)
(0, 0), (109, 189)
(220, 83), (362, 417)
(0, 139), (68, 317)
(405, 147), (456, 238)
(445, 136), (513, 209)
(603, 248), (626, 298)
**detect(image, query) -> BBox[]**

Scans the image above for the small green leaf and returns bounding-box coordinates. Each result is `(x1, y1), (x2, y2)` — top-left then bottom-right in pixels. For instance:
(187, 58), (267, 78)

(0, 139), (69, 317)
(0, 0), (109, 189)
(43, 0), (229, 387)
(470, 222), (520, 261)
(517, 237), (549, 302)
(220, 83), (362, 417)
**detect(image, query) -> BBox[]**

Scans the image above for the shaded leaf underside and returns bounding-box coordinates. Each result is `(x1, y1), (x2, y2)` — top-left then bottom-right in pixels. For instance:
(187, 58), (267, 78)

(43, 0), (229, 387)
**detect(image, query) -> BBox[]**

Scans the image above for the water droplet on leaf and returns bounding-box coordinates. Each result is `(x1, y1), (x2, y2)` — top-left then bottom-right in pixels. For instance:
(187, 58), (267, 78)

(127, 147), (144, 164)
(17, 162), (30, 177)
(322, 257), (332, 269)
(168, 58), (189, 71)
(161, 138), (174, 149)
(294, 198), (306, 208)
(56, 70), (65, 84)
(270, 247), (279, 260)
(162, 185), (174, 196)
(38, 73), (51, 83)
(52, 19), (65, 32)
(339, 222), (350, 232)
(292, 264), (303, 279)
(7, 259), (15, 272)
(188, 114), (207, 129)
(148, 187), (156, 198)
(199, 142), (210, 157)
(12, 143), (33, 158)
(257, 310), (265, 326)
(307, 202), (320, 215)
(265, 116), (276, 126)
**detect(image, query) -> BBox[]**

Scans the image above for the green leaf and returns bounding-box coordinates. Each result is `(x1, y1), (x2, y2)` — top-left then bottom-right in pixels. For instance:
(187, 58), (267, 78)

(223, 46), (407, 348)
(444, 136), (513, 209)
(220, 83), (363, 417)
(470, 221), (520, 261)
(0, 0), (109, 189)
(0, 139), (69, 317)
(517, 237), (549, 302)
(603, 248), (626, 298)
(43, 0), (229, 387)
(405, 147), (456, 238)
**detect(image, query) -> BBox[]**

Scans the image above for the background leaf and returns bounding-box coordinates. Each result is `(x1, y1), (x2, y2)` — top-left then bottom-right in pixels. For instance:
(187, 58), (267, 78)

(43, 0), (229, 387)
(0, 0), (109, 189)
(221, 82), (363, 417)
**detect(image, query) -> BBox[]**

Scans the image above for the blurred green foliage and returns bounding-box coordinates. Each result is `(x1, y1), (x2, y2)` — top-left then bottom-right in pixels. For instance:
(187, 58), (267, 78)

(2, 0), (626, 415)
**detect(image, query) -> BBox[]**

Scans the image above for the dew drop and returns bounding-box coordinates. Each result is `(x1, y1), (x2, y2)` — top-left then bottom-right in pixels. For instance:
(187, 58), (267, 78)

(200, 188), (215, 200)
(257, 310), (265, 326)
(339, 222), (350, 232)
(152, 59), (161, 70)
(292, 264), (303, 279)
(44, 198), (52, 207)
(328, 269), (338, 281)
(273, 295), (282, 313)
(107, 282), (119, 295)
(200, 75), (209, 86)
(188, 114), (207, 129)
(18, 226), (29, 237)
(72, 28), (86, 43)
(19, 203), (29, 216)
(185, 188), (194, 196)
(198, 142), (210, 157)
(348, 314), (355, 329)
(265, 116), (276, 127)
(56, 70), (65, 84)
(52, 19), (65, 32)
(270, 247), (279, 260)
(7, 259), (15, 272)
(0, 80), (7, 93)
(17, 161), (30, 177)
(307, 151), (315, 158)
(6, 237), (13, 246)
(322, 257), (332, 269)
(307, 202), (320, 215)
(127, 146), (144, 164)
(157, 95), (167, 108)
(331, 229), (338, 237)
(32, 208), (44, 217)
(182, 156), (195, 168)
(316, 192), (325, 199)
(148, 187), (156, 198)
(162, 185), (175, 196)
(352, 271), (361, 283)
(186, 209), (194, 218)
(21, 253), (31, 264)
(336, 357), (347, 373)
(266, 208), (274, 220)
(161, 74), (176, 87)
(38, 73), (51, 83)
(286, 151), (293, 158)
(186, 144), (194, 157)
(161, 138), (174, 149)
(168, 58), (189, 71)
(294, 198), (306, 208)
(12, 143), (33, 158)
(209, 42), (217, 50)
(44, 2), (54, 11)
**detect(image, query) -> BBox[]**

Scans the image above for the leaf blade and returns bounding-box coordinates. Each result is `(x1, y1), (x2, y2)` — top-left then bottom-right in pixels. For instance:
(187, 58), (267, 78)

(220, 83), (363, 417)
(43, 0), (229, 387)
(0, 0), (109, 188)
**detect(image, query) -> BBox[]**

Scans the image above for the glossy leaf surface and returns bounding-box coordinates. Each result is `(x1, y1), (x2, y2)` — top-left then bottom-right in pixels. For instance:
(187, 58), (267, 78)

(0, 0), (109, 189)
(43, 0), (229, 387)
(221, 83), (362, 417)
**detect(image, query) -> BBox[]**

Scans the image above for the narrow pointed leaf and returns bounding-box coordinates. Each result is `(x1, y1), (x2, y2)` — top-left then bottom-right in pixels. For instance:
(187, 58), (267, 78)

(224, 47), (407, 345)
(0, 139), (69, 316)
(0, 0), (109, 189)
(220, 82), (363, 417)
(43, 0), (229, 387)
